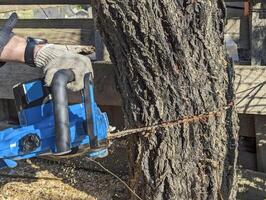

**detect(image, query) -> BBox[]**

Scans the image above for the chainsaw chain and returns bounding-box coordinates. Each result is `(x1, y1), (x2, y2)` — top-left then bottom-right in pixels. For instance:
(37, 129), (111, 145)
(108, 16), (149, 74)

(108, 102), (234, 140)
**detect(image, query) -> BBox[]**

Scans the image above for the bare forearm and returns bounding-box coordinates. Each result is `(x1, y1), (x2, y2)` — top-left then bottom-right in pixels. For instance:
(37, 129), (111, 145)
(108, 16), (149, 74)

(0, 35), (26, 63)
(0, 35), (43, 63)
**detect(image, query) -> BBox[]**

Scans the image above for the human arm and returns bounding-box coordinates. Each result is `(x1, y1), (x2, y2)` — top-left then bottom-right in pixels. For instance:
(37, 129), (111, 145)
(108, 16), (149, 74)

(0, 13), (93, 91)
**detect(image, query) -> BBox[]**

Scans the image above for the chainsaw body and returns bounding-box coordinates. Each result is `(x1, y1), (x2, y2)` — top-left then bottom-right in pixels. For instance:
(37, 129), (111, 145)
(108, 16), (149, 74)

(0, 70), (109, 169)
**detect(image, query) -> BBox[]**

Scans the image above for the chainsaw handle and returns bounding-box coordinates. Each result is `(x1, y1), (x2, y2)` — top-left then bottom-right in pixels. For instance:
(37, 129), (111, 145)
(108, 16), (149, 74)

(83, 73), (99, 148)
(51, 69), (74, 155)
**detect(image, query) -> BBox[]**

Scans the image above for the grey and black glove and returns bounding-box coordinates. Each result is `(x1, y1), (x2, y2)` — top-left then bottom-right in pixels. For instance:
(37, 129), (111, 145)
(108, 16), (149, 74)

(34, 44), (93, 92)
(0, 13), (17, 54)
(0, 13), (18, 66)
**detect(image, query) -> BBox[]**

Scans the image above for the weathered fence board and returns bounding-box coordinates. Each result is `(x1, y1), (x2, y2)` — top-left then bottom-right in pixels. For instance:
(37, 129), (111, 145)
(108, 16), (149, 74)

(239, 16), (250, 50)
(225, 2), (251, 64)
(14, 28), (94, 45)
(226, 2), (244, 18)
(0, 19), (95, 45)
(225, 0), (262, 2)
(2, 63), (266, 111)
(239, 114), (256, 137)
(0, 0), (254, 4)
(0, 19), (93, 29)
(0, 62), (121, 106)
(255, 116), (266, 172)
(235, 65), (266, 114)
(0, 0), (90, 4)
(0, 100), (8, 121)
(251, 3), (266, 65)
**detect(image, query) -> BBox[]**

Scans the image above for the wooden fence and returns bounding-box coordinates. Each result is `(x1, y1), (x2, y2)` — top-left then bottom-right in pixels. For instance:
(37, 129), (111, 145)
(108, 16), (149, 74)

(0, 0), (266, 172)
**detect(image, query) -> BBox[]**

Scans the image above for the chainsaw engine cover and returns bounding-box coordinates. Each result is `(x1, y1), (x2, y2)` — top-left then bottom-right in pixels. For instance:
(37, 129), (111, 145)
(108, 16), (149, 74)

(0, 77), (109, 169)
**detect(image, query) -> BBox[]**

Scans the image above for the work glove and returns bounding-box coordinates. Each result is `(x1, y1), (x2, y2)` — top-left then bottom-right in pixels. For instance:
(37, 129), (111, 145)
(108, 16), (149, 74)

(34, 44), (93, 91)
(0, 13), (17, 55)
(0, 13), (17, 67)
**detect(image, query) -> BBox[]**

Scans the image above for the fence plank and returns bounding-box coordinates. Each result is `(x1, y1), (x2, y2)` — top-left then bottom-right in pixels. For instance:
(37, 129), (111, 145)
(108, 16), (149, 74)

(14, 28), (94, 45)
(255, 116), (266, 172)
(0, 19), (95, 45)
(0, 0), (91, 4)
(2, 63), (266, 110)
(235, 65), (266, 115)
(0, 62), (122, 106)
(0, 100), (8, 121)
(0, 19), (93, 29)
(239, 114), (256, 137)
(251, 3), (266, 65)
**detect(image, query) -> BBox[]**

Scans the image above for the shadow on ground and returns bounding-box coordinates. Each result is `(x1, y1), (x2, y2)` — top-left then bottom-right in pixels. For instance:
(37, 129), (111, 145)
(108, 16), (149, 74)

(237, 168), (266, 200)
(0, 140), (129, 200)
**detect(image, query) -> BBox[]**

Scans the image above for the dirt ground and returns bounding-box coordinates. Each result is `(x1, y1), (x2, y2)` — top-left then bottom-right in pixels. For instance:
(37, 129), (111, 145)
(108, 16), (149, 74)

(0, 141), (128, 200)
(237, 169), (266, 200)
(0, 159), (127, 200)
(0, 141), (265, 200)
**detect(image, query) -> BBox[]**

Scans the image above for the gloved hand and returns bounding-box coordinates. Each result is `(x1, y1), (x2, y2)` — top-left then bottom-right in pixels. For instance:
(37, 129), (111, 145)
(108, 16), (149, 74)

(0, 13), (17, 55)
(34, 44), (93, 91)
(0, 13), (17, 67)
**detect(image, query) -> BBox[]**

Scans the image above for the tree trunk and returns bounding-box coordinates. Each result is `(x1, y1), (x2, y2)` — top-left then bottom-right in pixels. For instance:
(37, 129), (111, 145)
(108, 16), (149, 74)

(93, 0), (238, 199)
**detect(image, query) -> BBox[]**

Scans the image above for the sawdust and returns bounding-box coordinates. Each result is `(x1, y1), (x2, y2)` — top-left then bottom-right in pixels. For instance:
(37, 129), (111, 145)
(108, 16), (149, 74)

(0, 158), (127, 200)
(0, 141), (129, 200)
(1, 174), (93, 200)
(0, 140), (265, 200)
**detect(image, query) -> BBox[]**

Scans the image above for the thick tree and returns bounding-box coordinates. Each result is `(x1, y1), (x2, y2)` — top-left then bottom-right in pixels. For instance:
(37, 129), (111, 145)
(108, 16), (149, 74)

(93, 0), (238, 199)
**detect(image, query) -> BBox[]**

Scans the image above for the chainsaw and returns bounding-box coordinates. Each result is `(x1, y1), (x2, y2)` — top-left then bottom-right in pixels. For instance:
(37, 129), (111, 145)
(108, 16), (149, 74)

(0, 69), (109, 169)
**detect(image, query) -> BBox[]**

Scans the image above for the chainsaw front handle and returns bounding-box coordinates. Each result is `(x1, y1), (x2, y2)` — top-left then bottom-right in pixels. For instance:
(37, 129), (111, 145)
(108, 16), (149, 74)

(51, 69), (74, 155)
(83, 73), (99, 148)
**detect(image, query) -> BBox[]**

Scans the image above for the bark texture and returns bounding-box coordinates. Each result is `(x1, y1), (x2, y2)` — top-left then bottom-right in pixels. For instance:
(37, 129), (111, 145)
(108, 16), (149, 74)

(93, 0), (238, 199)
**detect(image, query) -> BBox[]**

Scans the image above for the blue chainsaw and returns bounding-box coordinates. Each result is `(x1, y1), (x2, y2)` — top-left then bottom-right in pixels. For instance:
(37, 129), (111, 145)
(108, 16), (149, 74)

(0, 69), (110, 169)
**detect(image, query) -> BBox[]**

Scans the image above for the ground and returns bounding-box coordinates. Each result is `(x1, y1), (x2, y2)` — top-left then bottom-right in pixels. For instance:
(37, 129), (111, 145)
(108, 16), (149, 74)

(0, 141), (128, 200)
(237, 169), (266, 200)
(0, 159), (127, 200)
(0, 140), (265, 200)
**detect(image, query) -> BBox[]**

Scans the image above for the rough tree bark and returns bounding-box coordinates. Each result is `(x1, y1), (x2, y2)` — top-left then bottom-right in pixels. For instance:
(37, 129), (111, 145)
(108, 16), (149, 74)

(93, 0), (238, 199)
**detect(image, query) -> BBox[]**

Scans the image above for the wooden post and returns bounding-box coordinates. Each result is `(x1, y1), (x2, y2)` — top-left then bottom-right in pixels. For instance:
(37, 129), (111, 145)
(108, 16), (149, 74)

(0, 99), (9, 130)
(239, 16), (250, 50)
(0, 0), (91, 4)
(94, 30), (110, 61)
(255, 115), (266, 172)
(244, 1), (250, 17)
(92, 7), (111, 62)
(251, 2), (266, 65)
(0, 100), (8, 121)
